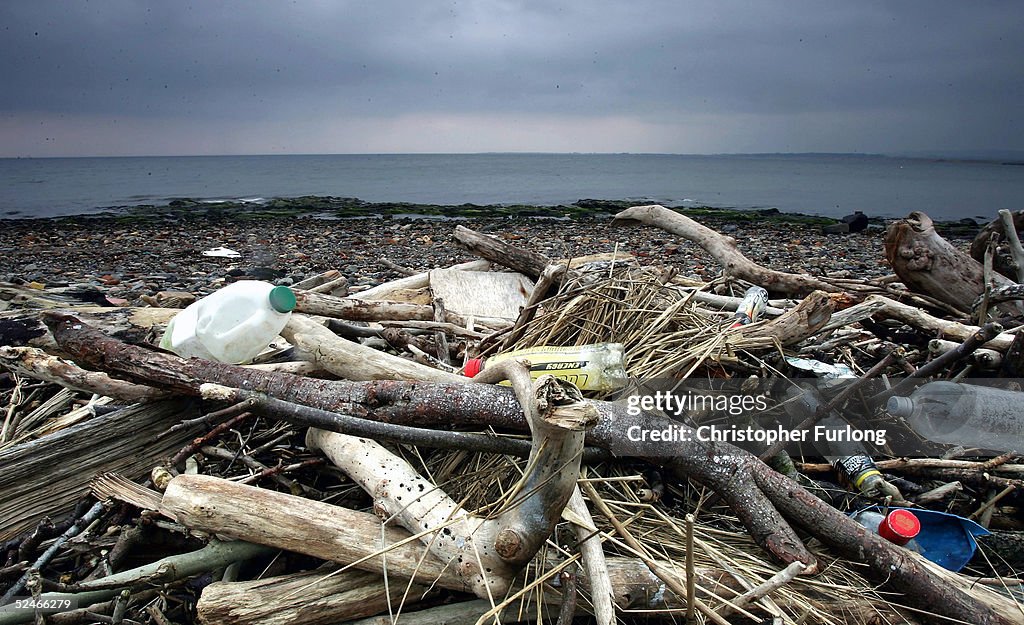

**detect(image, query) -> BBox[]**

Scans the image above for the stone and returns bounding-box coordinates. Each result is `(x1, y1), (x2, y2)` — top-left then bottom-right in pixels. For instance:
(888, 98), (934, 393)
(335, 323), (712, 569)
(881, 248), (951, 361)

(823, 222), (851, 235)
(841, 211), (869, 233)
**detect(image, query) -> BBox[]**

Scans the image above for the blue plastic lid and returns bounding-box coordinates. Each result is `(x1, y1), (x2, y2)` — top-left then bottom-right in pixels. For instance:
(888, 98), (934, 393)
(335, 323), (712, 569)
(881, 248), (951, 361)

(268, 285), (297, 313)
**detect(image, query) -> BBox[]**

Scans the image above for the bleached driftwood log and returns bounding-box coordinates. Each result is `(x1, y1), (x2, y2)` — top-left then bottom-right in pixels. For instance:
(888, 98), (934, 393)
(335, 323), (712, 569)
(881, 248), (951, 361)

(306, 362), (596, 596)
(735, 290), (835, 346)
(196, 568), (425, 625)
(612, 205), (841, 296)
(453, 226), (556, 280)
(0, 346), (166, 402)
(354, 259), (490, 301)
(282, 314), (464, 383)
(159, 474), (712, 608)
(885, 211), (1020, 315)
(294, 290), (508, 328)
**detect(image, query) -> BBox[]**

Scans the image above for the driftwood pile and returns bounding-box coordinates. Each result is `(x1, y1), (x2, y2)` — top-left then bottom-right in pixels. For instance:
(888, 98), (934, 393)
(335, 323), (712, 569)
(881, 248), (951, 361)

(1, 205), (1024, 624)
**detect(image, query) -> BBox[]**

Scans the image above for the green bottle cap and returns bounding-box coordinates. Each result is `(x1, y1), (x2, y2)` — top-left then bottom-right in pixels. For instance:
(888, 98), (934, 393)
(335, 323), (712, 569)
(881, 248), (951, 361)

(269, 285), (297, 313)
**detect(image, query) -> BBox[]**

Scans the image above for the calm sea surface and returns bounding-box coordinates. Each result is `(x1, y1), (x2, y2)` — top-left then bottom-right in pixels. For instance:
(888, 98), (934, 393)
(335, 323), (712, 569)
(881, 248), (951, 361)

(1, 153), (1022, 221)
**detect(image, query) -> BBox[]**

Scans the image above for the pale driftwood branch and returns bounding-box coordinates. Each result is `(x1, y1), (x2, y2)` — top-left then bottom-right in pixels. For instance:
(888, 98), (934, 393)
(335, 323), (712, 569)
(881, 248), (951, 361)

(354, 259), (490, 302)
(928, 338), (1003, 370)
(0, 346), (167, 402)
(196, 567), (425, 625)
(503, 263), (567, 349)
(612, 205), (840, 296)
(293, 290), (508, 328)
(565, 487), (615, 625)
(679, 288), (790, 318)
(999, 208), (1024, 283)
(282, 314), (465, 383)
(885, 211), (1020, 315)
(715, 561), (805, 619)
(307, 362), (596, 597)
(453, 225), (557, 280)
(834, 294), (1017, 351)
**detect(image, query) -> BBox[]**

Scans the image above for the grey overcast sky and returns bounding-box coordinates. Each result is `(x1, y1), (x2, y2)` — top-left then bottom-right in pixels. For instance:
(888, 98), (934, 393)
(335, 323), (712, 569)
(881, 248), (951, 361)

(1, 1), (1022, 157)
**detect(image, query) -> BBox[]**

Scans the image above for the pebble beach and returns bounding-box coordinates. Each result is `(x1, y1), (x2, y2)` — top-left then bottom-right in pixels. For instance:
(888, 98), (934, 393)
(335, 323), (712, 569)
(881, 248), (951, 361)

(0, 201), (983, 301)
(0, 209), (917, 303)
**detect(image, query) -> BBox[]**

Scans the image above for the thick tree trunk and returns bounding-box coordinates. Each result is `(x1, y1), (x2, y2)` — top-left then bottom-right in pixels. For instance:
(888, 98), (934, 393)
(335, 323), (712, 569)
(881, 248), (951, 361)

(0, 398), (197, 542)
(41, 312), (1023, 624)
(612, 205), (841, 296)
(885, 211), (1019, 315)
(970, 209), (1024, 281)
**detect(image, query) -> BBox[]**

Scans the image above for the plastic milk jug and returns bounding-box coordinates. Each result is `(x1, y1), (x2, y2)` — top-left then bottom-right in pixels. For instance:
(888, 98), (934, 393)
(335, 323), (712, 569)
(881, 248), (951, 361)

(160, 280), (297, 364)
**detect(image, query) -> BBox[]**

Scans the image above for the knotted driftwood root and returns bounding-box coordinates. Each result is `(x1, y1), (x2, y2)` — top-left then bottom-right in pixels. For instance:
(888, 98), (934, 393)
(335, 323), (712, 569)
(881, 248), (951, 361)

(885, 211), (1020, 315)
(40, 312), (1022, 624)
(307, 360), (596, 597)
(611, 204), (842, 296)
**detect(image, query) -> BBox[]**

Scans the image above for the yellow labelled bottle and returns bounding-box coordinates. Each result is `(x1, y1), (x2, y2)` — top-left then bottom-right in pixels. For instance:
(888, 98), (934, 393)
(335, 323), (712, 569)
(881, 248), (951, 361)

(463, 343), (628, 392)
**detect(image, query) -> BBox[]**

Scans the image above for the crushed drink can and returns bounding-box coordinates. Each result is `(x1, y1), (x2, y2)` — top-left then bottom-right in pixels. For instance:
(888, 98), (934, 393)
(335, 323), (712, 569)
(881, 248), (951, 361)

(730, 286), (769, 328)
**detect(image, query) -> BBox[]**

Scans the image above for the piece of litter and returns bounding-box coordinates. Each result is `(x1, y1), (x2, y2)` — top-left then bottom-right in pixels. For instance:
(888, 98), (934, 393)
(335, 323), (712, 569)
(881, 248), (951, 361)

(202, 247), (241, 258)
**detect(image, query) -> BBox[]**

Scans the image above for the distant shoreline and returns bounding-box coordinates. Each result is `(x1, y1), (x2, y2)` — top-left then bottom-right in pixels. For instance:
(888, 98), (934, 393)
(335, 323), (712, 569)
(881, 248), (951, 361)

(0, 195), (992, 238)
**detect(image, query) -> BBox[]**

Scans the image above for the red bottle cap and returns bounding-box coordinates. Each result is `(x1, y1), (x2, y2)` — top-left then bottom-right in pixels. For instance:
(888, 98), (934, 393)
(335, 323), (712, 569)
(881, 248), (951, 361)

(463, 358), (484, 378)
(878, 509), (921, 545)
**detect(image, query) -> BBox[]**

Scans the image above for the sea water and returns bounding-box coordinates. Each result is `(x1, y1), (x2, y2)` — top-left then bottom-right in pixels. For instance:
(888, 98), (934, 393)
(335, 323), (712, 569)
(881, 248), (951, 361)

(1, 152), (1022, 221)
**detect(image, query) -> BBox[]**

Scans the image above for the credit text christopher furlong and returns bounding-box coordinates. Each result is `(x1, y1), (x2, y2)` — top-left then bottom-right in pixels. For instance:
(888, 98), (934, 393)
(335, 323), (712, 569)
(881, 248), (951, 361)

(623, 392), (887, 446)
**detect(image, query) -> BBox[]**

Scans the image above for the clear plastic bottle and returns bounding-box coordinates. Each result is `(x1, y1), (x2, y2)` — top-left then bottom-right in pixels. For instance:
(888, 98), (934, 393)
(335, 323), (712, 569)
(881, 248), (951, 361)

(886, 382), (1024, 452)
(851, 508), (922, 548)
(782, 385), (888, 497)
(463, 343), (628, 392)
(160, 280), (297, 364)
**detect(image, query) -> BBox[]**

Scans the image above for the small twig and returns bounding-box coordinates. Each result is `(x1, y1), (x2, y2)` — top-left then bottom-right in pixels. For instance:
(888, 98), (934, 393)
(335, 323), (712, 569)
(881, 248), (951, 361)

(237, 457), (327, 485)
(159, 399), (256, 440)
(566, 486), (614, 625)
(167, 411), (254, 467)
(715, 560), (806, 619)
(968, 484), (1016, 521)
(684, 514), (696, 625)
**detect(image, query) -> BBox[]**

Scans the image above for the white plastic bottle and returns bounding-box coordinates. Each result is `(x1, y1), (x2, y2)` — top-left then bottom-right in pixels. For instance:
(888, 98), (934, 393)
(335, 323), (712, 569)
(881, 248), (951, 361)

(886, 381), (1024, 453)
(160, 280), (297, 364)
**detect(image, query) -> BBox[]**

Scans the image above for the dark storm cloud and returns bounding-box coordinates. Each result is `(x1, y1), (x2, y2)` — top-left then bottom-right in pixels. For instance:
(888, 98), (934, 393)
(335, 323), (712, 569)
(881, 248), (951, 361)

(1, 1), (1022, 154)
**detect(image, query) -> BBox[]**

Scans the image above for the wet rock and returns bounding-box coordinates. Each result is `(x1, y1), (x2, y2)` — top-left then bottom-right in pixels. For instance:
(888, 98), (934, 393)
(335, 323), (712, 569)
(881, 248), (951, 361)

(841, 211), (869, 233)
